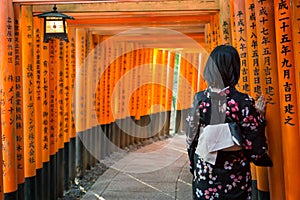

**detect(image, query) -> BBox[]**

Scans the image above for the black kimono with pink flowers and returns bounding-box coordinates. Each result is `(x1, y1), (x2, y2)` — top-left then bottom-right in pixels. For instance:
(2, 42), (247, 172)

(186, 87), (270, 200)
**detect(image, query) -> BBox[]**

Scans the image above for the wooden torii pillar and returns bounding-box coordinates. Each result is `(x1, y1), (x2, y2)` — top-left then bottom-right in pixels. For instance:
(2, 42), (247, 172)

(0, 1), (18, 200)
(21, 5), (36, 200)
(254, 0), (285, 199)
(274, 0), (300, 199)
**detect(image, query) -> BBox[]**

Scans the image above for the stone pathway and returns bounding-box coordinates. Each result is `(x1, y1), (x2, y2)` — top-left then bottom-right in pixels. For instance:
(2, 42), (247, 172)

(82, 134), (193, 200)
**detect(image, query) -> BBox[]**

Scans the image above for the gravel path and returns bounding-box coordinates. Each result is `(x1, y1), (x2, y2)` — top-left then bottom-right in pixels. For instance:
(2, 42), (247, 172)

(59, 162), (108, 200)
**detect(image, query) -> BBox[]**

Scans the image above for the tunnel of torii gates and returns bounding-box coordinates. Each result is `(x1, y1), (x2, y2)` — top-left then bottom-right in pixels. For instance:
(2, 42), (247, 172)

(1, 0), (300, 200)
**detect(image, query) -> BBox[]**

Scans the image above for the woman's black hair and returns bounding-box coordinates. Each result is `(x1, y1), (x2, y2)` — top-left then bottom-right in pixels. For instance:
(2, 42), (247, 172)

(203, 45), (240, 88)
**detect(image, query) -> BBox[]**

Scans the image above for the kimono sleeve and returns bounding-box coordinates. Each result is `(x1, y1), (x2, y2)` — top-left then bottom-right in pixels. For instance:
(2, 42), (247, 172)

(240, 96), (272, 166)
(186, 93), (202, 149)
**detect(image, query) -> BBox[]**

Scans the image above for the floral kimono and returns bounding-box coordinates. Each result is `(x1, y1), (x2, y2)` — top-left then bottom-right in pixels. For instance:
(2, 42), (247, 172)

(186, 87), (271, 200)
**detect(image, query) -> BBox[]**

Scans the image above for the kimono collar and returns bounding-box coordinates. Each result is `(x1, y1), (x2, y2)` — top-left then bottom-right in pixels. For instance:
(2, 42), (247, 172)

(205, 86), (230, 98)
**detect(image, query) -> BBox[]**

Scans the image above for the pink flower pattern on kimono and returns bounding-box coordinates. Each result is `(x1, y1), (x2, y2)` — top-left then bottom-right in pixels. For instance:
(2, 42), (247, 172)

(187, 87), (267, 200)
(226, 94), (240, 121)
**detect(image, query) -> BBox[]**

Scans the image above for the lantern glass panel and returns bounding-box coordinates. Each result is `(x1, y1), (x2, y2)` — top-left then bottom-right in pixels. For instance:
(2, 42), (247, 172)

(45, 17), (64, 33)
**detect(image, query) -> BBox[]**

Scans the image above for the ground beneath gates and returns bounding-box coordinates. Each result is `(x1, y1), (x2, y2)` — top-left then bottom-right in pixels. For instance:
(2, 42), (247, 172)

(81, 134), (192, 200)
(60, 134), (191, 200)
(59, 162), (108, 199)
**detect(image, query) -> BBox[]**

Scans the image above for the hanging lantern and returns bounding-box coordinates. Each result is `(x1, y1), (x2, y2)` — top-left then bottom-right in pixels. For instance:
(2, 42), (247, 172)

(37, 5), (74, 42)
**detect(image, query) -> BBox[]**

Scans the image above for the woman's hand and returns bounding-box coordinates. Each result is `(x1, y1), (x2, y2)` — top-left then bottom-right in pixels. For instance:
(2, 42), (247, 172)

(255, 95), (266, 117)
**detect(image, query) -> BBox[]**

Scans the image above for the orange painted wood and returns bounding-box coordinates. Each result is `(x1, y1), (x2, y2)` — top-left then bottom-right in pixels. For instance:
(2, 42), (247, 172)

(106, 41), (114, 123)
(68, 28), (76, 138)
(13, 3), (25, 185)
(108, 41), (115, 122)
(111, 40), (121, 121)
(133, 48), (141, 120)
(95, 36), (102, 123)
(138, 48), (146, 117)
(166, 51), (175, 111)
(232, 0), (249, 93)
(93, 34), (100, 123)
(185, 53), (194, 109)
(1, 0), (17, 193)
(177, 53), (189, 110)
(105, 41), (112, 123)
(220, 0), (232, 44)
(142, 48), (150, 116)
(154, 49), (164, 114)
(81, 32), (87, 128)
(99, 37), (106, 123)
(205, 23), (212, 52)
(153, 49), (162, 114)
(187, 53), (194, 109)
(113, 42), (120, 121)
(0, 108), (3, 199)
(40, 25), (50, 163)
(157, 49), (164, 113)
(151, 49), (159, 114)
(30, 1), (219, 12)
(191, 53), (198, 100)
(125, 44), (133, 118)
(161, 50), (168, 112)
(210, 14), (219, 48)
(99, 38), (107, 123)
(128, 45), (135, 117)
(56, 39), (65, 149)
(106, 41), (113, 123)
(147, 48), (154, 115)
(48, 40), (57, 156)
(126, 46), (134, 119)
(127, 44), (136, 143)
(179, 53), (196, 110)
(292, 0), (300, 138)
(118, 43), (124, 119)
(85, 32), (92, 128)
(274, 0), (300, 199)
(162, 50), (169, 112)
(21, 5), (36, 178)
(254, 0), (285, 199)
(33, 16), (43, 169)
(139, 47), (146, 117)
(197, 52), (202, 92)
(120, 43), (126, 117)
(245, 0), (260, 99)
(53, 39), (59, 153)
(250, 163), (257, 181)
(198, 52), (208, 91)
(91, 34), (100, 126)
(75, 28), (87, 130)
(64, 38), (70, 143)
(131, 46), (138, 119)
(143, 48), (150, 116)
(191, 53), (199, 94)
(245, 0), (270, 194)
(86, 31), (94, 129)
(68, 15), (211, 27)
(183, 53), (190, 110)
(229, 0), (237, 48)
(216, 13), (221, 46)
(102, 41), (109, 123)
(95, 36), (103, 123)
(256, 167), (269, 192)
(138, 47), (145, 119)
